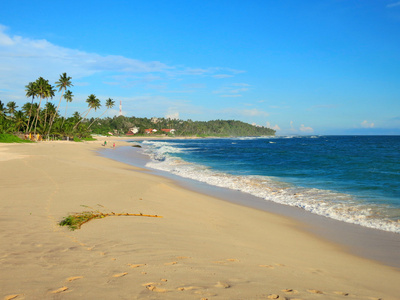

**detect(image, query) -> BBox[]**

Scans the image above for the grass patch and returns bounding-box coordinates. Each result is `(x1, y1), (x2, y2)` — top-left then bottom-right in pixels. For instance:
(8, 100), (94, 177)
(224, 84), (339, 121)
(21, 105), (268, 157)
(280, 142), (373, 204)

(0, 134), (33, 143)
(81, 136), (97, 141)
(59, 211), (162, 230)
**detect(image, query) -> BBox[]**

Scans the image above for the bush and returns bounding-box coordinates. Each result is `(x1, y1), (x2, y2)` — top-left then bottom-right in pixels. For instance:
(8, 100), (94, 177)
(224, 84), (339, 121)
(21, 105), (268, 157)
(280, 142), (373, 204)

(0, 134), (33, 143)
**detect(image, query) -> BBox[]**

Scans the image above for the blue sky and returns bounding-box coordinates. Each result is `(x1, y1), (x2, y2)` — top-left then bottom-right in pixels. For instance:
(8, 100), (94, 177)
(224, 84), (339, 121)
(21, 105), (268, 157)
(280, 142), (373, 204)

(0, 0), (399, 135)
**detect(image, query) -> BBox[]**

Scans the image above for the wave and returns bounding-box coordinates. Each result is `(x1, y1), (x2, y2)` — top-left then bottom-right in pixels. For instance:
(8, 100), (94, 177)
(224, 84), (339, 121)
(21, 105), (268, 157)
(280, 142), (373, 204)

(140, 140), (400, 233)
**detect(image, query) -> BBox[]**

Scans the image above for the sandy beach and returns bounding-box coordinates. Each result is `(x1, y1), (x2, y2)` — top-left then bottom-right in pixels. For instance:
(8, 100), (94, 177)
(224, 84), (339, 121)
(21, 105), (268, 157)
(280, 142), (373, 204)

(1, 138), (399, 300)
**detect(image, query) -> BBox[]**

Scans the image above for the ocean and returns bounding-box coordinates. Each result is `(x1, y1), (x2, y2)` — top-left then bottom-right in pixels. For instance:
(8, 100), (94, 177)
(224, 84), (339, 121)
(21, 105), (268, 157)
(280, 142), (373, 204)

(134, 135), (400, 234)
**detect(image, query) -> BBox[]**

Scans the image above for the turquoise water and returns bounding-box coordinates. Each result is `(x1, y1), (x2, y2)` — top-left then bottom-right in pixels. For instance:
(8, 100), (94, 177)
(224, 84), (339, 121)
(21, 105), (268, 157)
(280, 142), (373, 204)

(136, 136), (400, 233)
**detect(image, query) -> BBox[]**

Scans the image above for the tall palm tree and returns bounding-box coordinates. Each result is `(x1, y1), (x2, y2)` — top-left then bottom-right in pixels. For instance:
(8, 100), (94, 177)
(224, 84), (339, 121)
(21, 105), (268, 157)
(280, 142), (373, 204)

(87, 98), (115, 129)
(61, 90), (73, 128)
(14, 111), (26, 132)
(0, 100), (5, 118)
(74, 94), (101, 129)
(25, 81), (37, 133)
(43, 84), (55, 128)
(49, 73), (73, 135)
(6, 101), (18, 118)
(33, 77), (53, 135)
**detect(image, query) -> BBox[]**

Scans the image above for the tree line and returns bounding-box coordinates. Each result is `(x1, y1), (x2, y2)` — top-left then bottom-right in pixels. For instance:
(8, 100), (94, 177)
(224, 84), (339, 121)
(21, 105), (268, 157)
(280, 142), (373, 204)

(90, 116), (275, 137)
(0, 72), (275, 139)
(0, 73), (115, 139)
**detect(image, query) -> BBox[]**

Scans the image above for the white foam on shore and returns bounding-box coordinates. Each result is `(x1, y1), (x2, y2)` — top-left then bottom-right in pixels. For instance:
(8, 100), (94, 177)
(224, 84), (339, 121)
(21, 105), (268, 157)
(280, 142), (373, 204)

(141, 141), (400, 234)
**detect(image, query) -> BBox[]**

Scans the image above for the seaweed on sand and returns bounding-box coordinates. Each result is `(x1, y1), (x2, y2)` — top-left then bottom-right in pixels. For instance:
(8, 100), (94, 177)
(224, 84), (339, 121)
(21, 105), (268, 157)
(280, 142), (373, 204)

(59, 211), (162, 230)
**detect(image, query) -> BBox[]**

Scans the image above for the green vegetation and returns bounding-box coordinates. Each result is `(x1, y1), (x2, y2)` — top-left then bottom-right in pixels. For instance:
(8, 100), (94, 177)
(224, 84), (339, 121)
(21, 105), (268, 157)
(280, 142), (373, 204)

(59, 211), (98, 230)
(90, 116), (275, 137)
(0, 72), (275, 142)
(59, 210), (162, 230)
(0, 133), (33, 143)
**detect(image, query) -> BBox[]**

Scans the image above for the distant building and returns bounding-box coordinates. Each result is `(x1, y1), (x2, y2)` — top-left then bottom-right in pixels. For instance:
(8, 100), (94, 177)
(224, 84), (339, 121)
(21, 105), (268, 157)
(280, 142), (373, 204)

(151, 117), (159, 124)
(126, 127), (139, 135)
(161, 129), (176, 134)
(144, 129), (158, 134)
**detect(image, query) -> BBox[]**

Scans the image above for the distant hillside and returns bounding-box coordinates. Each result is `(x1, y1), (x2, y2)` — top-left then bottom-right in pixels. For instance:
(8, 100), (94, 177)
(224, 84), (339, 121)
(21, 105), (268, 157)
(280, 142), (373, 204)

(89, 116), (275, 137)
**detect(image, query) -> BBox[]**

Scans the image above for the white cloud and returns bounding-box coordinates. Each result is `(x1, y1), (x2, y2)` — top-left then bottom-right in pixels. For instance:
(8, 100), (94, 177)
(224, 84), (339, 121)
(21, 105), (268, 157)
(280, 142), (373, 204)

(272, 124), (281, 131)
(387, 1), (400, 8)
(266, 122), (280, 131)
(220, 94), (242, 98)
(165, 111), (180, 120)
(299, 124), (314, 133)
(213, 74), (233, 79)
(0, 25), (173, 98)
(361, 120), (375, 128)
(242, 109), (269, 117)
(214, 82), (250, 97)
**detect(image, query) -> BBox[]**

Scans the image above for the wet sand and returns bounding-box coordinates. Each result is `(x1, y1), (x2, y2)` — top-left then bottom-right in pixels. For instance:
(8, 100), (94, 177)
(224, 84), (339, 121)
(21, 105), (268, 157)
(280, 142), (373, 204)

(1, 138), (399, 299)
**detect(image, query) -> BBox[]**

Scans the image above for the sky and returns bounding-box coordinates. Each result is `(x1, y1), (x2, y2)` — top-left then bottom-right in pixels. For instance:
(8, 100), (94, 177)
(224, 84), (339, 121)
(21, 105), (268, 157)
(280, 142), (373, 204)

(0, 0), (399, 135)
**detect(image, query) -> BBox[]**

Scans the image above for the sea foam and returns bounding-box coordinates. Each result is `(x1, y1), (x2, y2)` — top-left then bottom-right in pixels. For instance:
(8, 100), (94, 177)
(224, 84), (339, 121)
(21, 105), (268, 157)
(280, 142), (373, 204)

(141, 140), (400, 234)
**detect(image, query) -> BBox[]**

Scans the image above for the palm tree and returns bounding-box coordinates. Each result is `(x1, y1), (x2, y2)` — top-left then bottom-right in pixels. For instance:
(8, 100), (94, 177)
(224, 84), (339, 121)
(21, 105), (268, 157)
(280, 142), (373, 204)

(6, 101), (18, 118)
(87, 98), (115, 129)
(32, 77), (47, 134)
(49, 73), (73, 135)
(74, 94), (101, 129)
(0, 100), (6, 118)
(14, 111), (26, 132)
(61, 90), (73, 128)
(25, 81), (37, 133)
(43, 84), (55, 128)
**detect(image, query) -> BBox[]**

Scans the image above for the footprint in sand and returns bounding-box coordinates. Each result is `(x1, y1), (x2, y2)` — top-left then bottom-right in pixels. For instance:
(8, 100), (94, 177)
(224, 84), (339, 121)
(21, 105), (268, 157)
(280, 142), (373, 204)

(214, 281), (231, 288)
(214, 258), (240, 264)
(259, 264), (275, 269)
(164, 261), (177, 266)
(226, 258), (239, 262)
(334, 291), (349, 296)
(307, 289), (324, 294)
(112, 272), (128, 278)
(145, 285), (167, 293)
(142, 282), (167, 293)
(267, 294), (280, 299)
(128, 263), (146, 268)
(177, 286), (202, 291)
(4, 294), (23, 300)
(67, 276), (83, 282)
(282, 288), (298, 294)
(50, 286), (68, 294)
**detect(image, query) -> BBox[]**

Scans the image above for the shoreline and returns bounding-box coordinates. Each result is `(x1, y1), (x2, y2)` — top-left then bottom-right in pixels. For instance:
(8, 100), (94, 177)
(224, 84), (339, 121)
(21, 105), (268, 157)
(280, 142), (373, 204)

(1, 139), (399, 299)
(101, 142), (400, 269)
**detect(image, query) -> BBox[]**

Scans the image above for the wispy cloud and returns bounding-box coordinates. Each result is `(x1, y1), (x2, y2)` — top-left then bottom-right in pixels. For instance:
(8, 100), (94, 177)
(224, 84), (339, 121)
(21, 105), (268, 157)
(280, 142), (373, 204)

(213, 83), (250, 97)
(299, 124), (314, 133)
(213, 74), (233, 79)
(387, 1), (400, 8)
(0, 25), (173, 97)
(221, 108), (269, 118)
(220, 94), (242, 98)
(0, 25), (243, 104)
(361, 120), (375, 128)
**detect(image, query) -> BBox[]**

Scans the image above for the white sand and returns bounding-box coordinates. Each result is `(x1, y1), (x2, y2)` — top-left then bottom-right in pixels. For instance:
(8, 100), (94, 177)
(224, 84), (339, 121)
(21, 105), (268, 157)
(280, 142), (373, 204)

(0, 140), (399, 299)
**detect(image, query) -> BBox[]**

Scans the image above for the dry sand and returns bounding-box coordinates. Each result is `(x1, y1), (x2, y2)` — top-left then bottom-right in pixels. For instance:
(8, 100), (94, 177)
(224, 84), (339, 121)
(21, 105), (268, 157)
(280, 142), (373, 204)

(0, 139), (399, 300)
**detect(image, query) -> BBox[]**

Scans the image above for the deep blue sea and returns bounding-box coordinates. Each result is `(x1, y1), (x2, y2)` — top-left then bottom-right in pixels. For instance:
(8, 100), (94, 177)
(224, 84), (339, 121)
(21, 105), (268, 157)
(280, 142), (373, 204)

(134, 136), (400, 233)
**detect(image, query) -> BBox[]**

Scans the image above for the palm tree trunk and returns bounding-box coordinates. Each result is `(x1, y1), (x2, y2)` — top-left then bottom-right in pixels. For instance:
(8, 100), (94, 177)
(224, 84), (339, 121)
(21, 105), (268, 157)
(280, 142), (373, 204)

(61, 102), (69, 128)
(47, 91), (64, 136)
(73, 109), (91, 130)
(33, 97), (43, 135)
(87, 110), (108, 129)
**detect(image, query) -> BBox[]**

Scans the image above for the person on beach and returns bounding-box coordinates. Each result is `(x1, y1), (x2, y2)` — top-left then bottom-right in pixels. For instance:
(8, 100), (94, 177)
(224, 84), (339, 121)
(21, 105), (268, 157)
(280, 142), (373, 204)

(113, 142), (115, 148)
